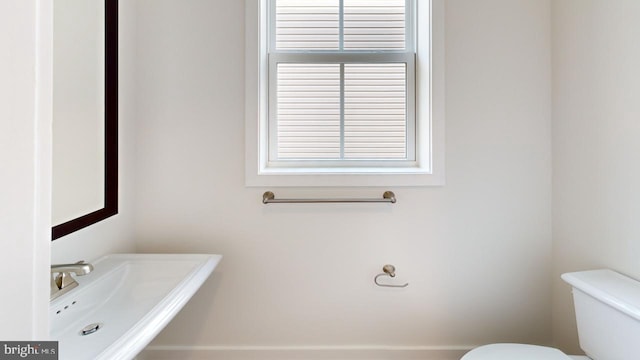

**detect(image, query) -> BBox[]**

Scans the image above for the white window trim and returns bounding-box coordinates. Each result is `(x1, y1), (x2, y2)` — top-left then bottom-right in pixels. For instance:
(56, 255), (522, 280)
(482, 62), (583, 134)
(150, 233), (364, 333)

(245, 0), (445, 187)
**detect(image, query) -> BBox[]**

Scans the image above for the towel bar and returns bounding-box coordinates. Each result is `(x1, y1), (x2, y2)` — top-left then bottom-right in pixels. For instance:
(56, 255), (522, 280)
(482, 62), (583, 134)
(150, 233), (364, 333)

(262, 191), (396, 204)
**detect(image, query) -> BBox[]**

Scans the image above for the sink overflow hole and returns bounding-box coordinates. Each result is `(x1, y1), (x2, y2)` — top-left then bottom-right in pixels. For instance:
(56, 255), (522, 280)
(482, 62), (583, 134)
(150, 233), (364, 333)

(55, 300), (78, 315)
(81, 323), (102, 336)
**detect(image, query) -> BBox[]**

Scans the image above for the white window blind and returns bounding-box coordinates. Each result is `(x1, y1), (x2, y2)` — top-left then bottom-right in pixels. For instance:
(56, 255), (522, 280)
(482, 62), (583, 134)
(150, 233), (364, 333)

(275, 0), (339, 50)
(343, 0), (406, 50)
(344, 63), (407, 159)
(269, 0), (415, 165)
(277, 63), (341, 159)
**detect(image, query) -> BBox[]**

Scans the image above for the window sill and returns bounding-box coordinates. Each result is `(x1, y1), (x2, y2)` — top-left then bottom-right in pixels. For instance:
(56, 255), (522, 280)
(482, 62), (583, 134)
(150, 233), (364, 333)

(246, 166), (445, 187)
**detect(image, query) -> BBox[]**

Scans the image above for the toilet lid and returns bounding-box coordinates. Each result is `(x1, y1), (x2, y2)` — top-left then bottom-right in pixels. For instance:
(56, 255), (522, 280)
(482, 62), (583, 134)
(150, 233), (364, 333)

(461, 344), (572, 360)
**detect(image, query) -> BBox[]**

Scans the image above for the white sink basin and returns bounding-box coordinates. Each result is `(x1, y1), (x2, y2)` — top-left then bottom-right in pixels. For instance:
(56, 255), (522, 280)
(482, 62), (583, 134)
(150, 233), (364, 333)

(49, 253), (221, 360)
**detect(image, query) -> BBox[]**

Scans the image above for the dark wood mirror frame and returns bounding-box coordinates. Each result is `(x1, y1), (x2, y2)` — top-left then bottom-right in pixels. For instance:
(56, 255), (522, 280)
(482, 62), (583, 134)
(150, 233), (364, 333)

(52, 0), (118, 240)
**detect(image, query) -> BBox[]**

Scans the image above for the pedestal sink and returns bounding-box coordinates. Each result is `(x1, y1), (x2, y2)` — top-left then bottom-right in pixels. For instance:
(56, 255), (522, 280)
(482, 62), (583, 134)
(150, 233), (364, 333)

(49, 254), (221, 360)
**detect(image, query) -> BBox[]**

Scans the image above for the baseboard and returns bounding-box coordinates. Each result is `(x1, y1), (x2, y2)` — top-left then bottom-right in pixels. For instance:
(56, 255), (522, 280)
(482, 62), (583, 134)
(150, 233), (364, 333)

(138, 345), (472, 360)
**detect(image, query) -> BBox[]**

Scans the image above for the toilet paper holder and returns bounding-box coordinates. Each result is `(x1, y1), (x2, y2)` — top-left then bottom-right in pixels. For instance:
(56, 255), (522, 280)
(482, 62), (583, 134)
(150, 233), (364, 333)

(374, 264), (409, 288)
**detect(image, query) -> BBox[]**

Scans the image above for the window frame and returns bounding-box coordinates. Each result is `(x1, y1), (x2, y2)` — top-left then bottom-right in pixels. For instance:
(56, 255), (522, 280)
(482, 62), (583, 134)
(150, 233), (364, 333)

(245, 0), (445, 187)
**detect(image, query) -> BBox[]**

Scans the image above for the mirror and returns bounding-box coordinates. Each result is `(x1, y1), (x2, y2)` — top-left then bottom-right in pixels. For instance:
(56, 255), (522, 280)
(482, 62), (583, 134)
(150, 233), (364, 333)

(52, 0), (117, 240)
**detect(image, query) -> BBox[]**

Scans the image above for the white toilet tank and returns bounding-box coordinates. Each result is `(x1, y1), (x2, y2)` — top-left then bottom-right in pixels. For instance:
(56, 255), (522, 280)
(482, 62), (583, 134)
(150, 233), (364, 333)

(562, 269), (640, 360)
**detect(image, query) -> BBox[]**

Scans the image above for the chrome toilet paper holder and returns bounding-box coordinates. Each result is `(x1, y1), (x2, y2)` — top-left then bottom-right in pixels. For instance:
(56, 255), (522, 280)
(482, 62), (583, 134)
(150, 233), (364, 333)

(374, 264), (409, 288)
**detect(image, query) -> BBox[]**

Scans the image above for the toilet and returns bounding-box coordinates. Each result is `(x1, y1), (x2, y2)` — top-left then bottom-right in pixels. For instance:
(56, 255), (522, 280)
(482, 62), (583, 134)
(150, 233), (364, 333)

(461, 269), (640, 360)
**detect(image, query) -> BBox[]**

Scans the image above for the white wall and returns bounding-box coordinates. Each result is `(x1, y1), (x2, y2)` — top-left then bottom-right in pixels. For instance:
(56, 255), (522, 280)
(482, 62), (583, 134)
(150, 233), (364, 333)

(551, 0), (640, 354)
(0, 0), (51, 340)
(51, 0), (137, 264)
(134, 0), (552, 357)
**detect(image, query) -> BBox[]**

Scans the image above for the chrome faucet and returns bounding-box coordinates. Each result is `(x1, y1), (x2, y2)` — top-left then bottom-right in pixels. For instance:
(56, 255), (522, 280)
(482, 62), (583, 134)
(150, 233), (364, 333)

(50, 261), (94, 300)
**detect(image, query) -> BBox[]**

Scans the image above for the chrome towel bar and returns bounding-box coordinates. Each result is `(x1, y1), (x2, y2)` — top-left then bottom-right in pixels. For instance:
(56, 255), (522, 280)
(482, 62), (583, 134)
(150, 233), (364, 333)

(262, 191), (396, 204)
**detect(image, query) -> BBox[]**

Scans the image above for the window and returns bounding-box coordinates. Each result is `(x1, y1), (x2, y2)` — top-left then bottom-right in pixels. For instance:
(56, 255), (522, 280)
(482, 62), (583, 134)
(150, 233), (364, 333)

(246, 0), (444, 186)
(270, 0), (415, 166)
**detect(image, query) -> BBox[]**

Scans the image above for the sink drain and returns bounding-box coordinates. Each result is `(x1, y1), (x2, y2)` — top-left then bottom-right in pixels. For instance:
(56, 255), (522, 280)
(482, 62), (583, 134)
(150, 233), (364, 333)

(80, 323), (102, 336)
